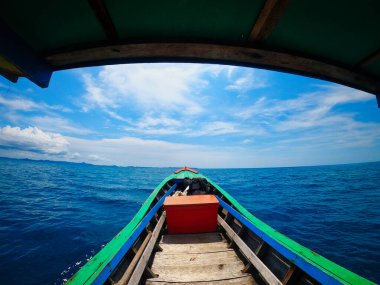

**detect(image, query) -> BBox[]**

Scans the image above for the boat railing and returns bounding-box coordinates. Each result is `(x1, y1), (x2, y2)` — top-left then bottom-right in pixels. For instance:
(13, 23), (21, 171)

(94, 183), (177, 285)
(216, 196), (341, 285)
(66, 182), (176, 285)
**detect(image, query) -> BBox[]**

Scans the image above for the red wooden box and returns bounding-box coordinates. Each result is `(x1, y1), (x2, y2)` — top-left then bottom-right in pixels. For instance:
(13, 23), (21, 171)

(164, 195), (219, 234)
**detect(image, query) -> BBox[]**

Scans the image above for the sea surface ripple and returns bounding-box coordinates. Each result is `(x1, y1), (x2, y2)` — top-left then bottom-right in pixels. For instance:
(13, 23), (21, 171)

(0, 158), (379, 284)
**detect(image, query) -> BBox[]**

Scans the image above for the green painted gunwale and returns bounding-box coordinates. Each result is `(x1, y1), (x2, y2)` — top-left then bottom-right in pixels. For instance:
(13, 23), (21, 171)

(66, 170), (374, 285)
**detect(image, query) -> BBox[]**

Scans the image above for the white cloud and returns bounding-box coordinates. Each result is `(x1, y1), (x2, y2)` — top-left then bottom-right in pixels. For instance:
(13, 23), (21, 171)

(0, 125), (378, 168)
(188, 121), (264, 137)
(225, 70), (267, 93)
(59, 133), (380, 167)
(242, 139), (253, 144)
(237, 85), (374, 129)
(231, 84), (380, 153)
(122, 115), (187, 135)
(0, 94), (71, 113)
(0, 95), (39, 111)
(0, 126), (69, 155)
(30, 115), (93, 135)
(81, 63), (214, 115)
(136, 115), (182, 129)
(66, 136), (223, 167)
(274, 85), (374, 131)
(123, 117), (265, 137)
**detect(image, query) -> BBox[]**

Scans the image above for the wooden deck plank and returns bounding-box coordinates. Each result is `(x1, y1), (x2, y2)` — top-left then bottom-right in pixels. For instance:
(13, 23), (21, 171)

(160, 232), (224, 244)
(159, 232), (228, 253)
(159, 242), (229, 254)
(151, 262), (246, 282)
(153, 250), (239, 266)
(146, 275), (256, 285)
(148, 232), (255, 284)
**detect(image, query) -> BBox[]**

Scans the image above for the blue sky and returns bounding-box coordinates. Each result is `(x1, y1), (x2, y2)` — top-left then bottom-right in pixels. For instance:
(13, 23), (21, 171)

(0, 63), (379, 167)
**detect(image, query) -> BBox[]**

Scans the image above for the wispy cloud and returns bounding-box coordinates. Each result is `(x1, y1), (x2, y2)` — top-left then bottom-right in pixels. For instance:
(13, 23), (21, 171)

(0, 94), (71, 113)
(0, 91), (90, 137)
(187, 121), (265, 137)
(274, 86), (374, 132)
(225, 70), (267, 93)
(29, 116), (93, 135)
(65, 135), (268, 167)
(237, 85), (374, 129)
(123, 118), (265, 138)
(234, 85), (380, 150)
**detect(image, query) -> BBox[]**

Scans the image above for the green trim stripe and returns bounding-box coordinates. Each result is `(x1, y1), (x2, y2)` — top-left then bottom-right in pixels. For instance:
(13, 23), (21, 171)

(66, 170), (374, 285)
(206, 177), (375, 285)
(66, 173), (176, 285)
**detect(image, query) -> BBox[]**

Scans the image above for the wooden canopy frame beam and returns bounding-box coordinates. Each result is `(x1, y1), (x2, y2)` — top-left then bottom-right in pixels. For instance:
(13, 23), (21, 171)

(88, 0), (118, 41)
(358, 48), (380, 67)
(249, 0), (291, 42)
(45, 42), (380, 100)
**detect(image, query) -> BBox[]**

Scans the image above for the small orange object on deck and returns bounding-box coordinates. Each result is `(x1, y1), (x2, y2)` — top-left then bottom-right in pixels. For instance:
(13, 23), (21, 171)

(164, 195), (219, 234)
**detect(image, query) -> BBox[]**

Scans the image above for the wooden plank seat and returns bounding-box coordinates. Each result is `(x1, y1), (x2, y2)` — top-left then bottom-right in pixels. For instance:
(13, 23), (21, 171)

(146, 232), (256, 284)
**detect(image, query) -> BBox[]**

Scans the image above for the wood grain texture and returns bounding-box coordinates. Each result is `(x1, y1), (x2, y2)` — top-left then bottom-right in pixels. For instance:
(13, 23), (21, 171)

(126, 212), (166, 285)
(88, 0), (118, 40)
(249, 0), (291, 42)
(146, 275), (256, 285)
(113, 231), (152, 285)
(148, 232), (256, 284)
(218, 216), (282, 285)
(358, 48), (380, 67)
(45, 43), (380, 97)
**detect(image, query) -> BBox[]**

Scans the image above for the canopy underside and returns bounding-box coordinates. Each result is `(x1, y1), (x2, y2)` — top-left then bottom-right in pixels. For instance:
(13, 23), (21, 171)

(0, 0), (379, 106)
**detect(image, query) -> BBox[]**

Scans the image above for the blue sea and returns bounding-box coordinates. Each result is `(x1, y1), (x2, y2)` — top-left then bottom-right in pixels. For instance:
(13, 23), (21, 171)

(0, 158), (379, 284)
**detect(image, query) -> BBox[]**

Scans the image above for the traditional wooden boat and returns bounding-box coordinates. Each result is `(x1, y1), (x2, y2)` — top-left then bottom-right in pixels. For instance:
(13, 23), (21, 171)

(65, 167), (374, 285)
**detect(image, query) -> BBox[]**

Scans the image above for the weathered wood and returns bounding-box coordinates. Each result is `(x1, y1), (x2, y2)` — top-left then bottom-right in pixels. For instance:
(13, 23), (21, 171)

(237, 225), (246, 236)
(249, 0), (290, 42)
(151, 262), (248, 282)
(255, 241), (268, 256)
(159, 232), (229, 254)
(224, 212), (231, 221)
(218, 215), (282, 285)
(358, 48), (380, 67)
(242, 263), (253, 274)
(126, 212), (166, 285)
(45, 43), (380, 97)
(149, 232), (255, 284)
(154, 243), (163, 252)
(152, 250), (239, 266)
(146, 275), (256, 285)
(161, 232), (223, 244)
(88, 0), (118, 40)
(159, 242), (229, 254)
(146, 267), (158, 279)
(282, 265), (296, 284)
(114, 232), (152, 285)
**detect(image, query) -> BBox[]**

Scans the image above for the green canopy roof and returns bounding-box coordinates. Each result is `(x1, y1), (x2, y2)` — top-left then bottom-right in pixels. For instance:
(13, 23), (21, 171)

(1, 0), (380, 106)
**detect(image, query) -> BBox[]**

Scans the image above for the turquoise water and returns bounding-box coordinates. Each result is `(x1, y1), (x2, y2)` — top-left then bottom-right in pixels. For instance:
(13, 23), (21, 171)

(0, 157), (379, 284)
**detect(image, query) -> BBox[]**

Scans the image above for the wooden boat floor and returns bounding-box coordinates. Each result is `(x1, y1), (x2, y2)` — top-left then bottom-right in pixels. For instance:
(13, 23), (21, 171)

(146, 232), (256, 285)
